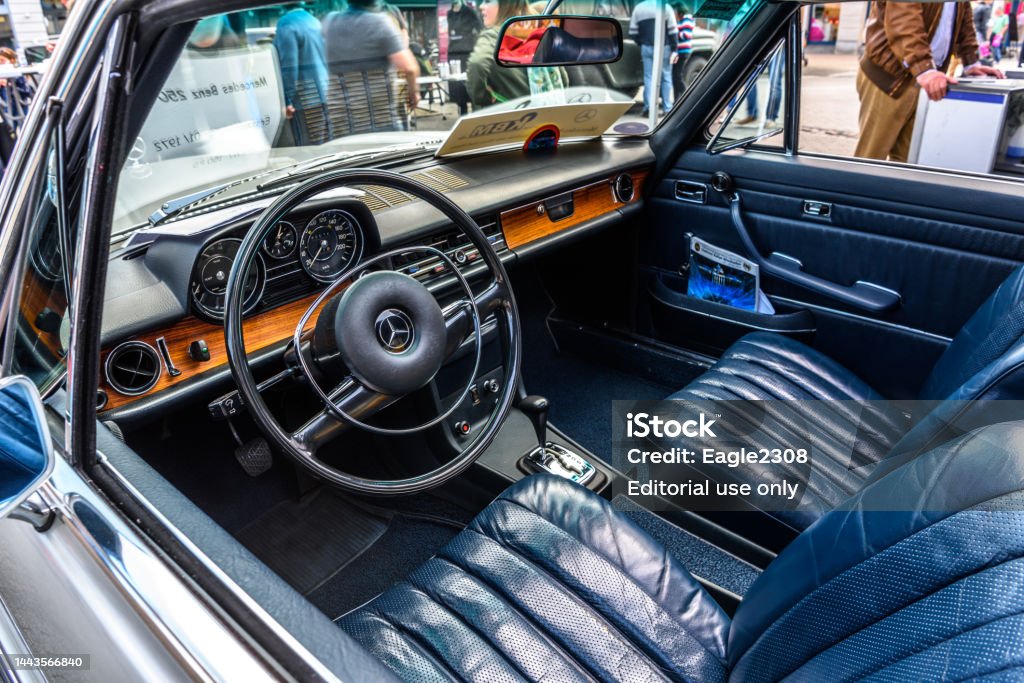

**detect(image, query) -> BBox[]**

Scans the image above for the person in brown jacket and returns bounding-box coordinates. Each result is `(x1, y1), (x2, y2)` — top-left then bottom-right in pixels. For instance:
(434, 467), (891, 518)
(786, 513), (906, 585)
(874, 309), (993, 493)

(855, 1), (1004, 162)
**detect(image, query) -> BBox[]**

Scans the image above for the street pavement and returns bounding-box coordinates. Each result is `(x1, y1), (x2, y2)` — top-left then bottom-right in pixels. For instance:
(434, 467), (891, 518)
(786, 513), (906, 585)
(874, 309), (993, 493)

(799, 52), (861, 157)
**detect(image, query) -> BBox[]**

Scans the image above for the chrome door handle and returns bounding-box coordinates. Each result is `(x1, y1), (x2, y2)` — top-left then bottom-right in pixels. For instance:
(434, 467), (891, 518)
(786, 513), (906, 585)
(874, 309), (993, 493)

(674, 181), (707, 204)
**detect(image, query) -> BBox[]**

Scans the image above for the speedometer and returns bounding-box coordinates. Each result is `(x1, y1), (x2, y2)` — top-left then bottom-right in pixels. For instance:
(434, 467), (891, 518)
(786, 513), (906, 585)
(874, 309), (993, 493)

(299, 209), (361, 283)
(190, 238), (266, 322)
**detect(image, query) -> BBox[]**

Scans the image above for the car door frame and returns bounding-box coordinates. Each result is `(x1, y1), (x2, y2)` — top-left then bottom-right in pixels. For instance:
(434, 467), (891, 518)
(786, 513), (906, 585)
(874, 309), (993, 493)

(640, 0), (1024, 397)
(0, 3), (340, 681)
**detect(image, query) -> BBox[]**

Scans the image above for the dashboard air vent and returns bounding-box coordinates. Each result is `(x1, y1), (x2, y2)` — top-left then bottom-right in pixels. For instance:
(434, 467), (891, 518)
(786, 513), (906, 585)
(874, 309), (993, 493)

(408, 167), (469, 193)
(613, 173), (635, 203)
(359, 184), (412, 207)
(105, 341), (161, 396)
(391, 220), (505, 287)
(356, 192), (388, 212)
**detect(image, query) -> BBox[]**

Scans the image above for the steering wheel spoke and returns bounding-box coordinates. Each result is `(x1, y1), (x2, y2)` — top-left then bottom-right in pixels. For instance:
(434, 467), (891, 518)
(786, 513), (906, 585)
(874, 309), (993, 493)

(292, 377), (396, 453)
(442, 281), (508, 357)
(474, 279), (509, 317)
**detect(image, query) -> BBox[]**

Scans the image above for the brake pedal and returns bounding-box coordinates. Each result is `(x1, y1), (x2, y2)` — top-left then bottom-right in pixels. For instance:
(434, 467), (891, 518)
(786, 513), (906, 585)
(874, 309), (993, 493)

(227, 418), (272, 477)
(234, 437), (272, 477)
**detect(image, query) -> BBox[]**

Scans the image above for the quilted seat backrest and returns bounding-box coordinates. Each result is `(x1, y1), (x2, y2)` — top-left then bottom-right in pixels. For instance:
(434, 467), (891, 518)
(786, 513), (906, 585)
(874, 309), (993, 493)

(919, 263), (1024, 402)
(727, 421), (1024, 683)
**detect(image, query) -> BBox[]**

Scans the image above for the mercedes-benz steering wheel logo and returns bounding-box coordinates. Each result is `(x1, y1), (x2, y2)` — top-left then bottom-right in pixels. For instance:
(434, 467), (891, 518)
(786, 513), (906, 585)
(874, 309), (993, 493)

(375, 309), (414, 353)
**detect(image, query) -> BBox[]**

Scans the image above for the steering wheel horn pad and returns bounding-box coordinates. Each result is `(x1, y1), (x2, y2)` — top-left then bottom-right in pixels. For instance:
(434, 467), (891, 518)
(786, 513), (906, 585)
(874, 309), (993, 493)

(330, 271), (447, 395)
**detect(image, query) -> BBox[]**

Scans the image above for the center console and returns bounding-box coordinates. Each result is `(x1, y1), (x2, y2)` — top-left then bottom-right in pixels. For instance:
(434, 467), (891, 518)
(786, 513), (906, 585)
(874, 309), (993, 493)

(517, 394), (598, 487)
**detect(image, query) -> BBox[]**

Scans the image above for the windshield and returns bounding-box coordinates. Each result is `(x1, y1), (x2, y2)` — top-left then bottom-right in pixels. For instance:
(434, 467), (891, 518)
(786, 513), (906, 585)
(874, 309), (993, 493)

(114, 0), (758, 236)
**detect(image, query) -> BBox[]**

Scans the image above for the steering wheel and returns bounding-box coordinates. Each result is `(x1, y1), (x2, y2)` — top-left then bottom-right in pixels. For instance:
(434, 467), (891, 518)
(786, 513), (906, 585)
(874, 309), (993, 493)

(224, 169), (521, 495)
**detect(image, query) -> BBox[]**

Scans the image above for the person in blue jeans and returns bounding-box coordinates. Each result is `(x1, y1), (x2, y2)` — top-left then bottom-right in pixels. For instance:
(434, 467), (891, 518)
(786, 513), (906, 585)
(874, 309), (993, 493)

(629, 0), (678, 116)
(641, 43), (676, 115)
(736, 50), (784, 125)
(765, 50), (783, 122)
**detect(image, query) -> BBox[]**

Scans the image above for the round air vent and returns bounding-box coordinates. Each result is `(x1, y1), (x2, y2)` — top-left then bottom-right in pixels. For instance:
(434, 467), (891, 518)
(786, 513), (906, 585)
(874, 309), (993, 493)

(613, 173), (635, 203)
(105, 341), (161, 396)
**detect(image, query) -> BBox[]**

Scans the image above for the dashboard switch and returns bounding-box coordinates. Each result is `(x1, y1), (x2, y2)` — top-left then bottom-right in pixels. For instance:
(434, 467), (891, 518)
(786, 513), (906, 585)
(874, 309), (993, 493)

(453, 421), (472, 437)
(482, 379), (499, 394)
(189, 339), (211, 362)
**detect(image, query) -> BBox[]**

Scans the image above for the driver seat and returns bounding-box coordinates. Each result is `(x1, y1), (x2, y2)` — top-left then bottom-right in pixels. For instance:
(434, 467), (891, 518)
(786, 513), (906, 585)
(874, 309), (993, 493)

(338, 422), (1024, 682)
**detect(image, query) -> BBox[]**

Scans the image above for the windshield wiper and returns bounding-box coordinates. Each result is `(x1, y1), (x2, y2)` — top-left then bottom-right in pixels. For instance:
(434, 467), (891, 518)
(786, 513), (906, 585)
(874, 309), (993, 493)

(148, 181), (235, 226)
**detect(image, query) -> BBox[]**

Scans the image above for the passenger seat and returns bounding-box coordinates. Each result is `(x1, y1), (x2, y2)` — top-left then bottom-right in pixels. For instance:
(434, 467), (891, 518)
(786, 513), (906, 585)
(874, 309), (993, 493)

(667, 264), (1024, 530)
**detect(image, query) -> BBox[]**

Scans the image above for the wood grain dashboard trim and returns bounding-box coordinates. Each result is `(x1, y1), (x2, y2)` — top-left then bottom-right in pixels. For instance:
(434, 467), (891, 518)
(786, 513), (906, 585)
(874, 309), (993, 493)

(100, 168), (649, 410)
(500, 169), (647, 251)
(99, 291), (331, 412)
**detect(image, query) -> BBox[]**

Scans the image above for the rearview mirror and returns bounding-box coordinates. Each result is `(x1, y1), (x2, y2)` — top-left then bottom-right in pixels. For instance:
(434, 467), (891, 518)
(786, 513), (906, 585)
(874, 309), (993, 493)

(496, 16), (623, 68)
(0, 376), (54, 519)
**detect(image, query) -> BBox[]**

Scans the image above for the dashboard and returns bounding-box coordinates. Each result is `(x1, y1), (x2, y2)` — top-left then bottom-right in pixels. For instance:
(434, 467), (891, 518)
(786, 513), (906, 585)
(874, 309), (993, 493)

(188, 203), (371, 324)
(97, 140), (652, 418)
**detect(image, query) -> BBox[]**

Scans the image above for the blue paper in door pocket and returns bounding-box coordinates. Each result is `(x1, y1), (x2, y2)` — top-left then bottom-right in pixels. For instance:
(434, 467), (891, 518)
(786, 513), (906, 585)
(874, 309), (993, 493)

(687, 237), (759, 311)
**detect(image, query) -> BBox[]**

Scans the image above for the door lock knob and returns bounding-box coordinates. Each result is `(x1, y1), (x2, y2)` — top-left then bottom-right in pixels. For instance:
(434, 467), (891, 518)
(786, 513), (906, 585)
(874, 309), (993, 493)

(710, 171), (734, 195)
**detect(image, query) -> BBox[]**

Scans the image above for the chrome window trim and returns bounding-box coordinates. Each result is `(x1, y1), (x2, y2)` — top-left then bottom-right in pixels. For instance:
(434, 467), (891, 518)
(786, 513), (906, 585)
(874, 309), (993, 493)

(95, 450), (342, 683)
(797, 148), (1024, 187)
(729, 142), (1024, 189)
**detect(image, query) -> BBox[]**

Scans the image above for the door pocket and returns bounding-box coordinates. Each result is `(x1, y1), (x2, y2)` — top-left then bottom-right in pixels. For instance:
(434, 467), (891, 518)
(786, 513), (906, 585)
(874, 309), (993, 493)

(648, 271), (815, 354)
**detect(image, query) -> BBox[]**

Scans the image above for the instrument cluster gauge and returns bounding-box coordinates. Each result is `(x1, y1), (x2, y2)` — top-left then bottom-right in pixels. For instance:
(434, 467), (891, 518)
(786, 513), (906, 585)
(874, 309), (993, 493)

(190, 237), (266, 323)
(299, 209), (362, 283)
(263, 220), (298, 259)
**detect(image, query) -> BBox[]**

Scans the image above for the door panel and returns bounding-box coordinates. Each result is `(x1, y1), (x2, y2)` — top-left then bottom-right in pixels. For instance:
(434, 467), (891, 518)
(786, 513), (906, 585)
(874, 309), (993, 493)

(637, 148), (1024, 398)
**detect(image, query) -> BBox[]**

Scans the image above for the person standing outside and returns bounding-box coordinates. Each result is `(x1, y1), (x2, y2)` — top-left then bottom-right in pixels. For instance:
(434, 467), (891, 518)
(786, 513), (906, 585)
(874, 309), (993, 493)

(322, 0), (419, 123)
(467, 0), (532, 107)
(974, 0), (993, 46)
(855, 1), (1004, 163)
(990, 3), (1009, 61)
(630, 0), (678, 117)
(672, 2), (694, 97)
(274, 4), (329, 144)
(448, 1), (483, 64)
(447, 1), (483, 114)
(383, 2), (411, 47)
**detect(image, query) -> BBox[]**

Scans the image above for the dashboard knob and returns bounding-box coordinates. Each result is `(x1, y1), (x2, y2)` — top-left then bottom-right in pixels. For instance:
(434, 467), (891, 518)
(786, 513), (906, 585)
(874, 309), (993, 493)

(189, 339), (211, 362)
(483, 379), (499, 394)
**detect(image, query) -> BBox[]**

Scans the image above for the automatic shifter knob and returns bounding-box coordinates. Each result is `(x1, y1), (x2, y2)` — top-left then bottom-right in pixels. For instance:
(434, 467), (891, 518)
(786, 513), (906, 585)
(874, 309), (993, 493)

(518, 395), (549, 452)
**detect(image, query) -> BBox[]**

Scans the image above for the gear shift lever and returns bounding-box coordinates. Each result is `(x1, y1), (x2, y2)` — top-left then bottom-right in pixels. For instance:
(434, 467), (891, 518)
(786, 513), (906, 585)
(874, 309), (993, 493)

(518, 395), (592, 481)
(518, 395), (549, 453)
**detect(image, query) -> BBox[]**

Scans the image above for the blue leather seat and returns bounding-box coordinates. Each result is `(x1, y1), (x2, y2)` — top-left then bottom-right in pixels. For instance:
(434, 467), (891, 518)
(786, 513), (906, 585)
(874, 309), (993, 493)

(339, 423), (1024, 681)
(668, 264), (1024, 529)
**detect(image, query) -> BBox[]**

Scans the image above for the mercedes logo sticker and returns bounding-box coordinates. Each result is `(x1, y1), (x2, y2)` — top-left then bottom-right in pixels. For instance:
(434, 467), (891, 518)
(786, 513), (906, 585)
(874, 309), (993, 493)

(375, 309), (414, 353)
(574, 108), (598, 123)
